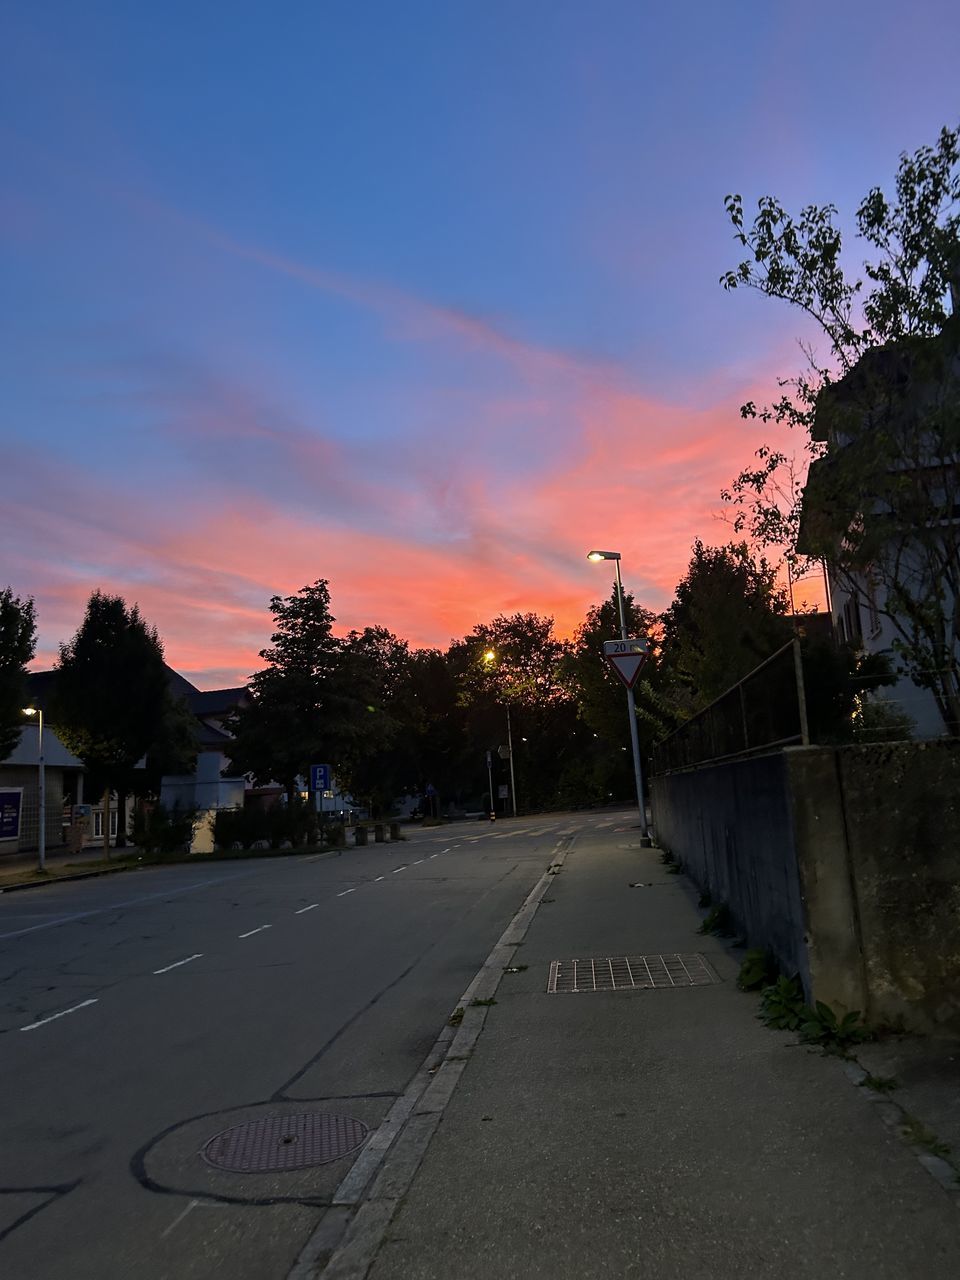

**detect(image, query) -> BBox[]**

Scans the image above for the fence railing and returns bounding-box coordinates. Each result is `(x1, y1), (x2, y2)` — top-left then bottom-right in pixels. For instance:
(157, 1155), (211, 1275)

(652, 640), (808, 774)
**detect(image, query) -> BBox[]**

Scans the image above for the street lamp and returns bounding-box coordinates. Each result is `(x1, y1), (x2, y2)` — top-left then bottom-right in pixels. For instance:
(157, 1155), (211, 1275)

(21, 707), (45, 871)
(586, 550), (650, 842)
(482, 649), (518, 818)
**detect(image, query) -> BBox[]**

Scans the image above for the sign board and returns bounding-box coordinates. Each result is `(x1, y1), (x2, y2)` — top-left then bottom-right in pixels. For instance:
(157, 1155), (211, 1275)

(497, 745), (511, 760)
(486, 750), (492, 767)
(310, 764), (331, 792)
(603, 638), (648, 690)
(498, 784), (509, 799)
(0, 788), (23, 841)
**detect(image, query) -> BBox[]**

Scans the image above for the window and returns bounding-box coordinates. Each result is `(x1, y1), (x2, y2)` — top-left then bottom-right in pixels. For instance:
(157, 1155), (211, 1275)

(93, 808), (118, 839)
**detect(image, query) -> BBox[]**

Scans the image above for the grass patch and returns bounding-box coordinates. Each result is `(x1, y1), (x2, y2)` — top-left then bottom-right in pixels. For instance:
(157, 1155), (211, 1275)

(860, 1073), (901, 1094)
(448, 1007), (464, 1027)
(900, 1115), (951, 1158)
(470, 997), (497, 1007)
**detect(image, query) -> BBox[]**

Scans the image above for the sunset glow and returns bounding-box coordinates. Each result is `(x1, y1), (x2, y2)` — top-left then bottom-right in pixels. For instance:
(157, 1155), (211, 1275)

(3, 3), (956, 685)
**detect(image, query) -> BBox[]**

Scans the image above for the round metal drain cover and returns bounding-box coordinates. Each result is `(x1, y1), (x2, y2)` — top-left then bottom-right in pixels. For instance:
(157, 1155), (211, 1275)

(202, 1112), (368, 1173)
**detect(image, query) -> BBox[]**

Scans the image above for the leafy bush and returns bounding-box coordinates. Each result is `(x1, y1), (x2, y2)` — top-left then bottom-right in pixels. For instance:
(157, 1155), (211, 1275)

(758, 976), (807, 1030)
(738, 948), (777, 991)
(799, 1001), (870, 1050)
(132, 803), (197, 855)
(213, 805), (267, 850)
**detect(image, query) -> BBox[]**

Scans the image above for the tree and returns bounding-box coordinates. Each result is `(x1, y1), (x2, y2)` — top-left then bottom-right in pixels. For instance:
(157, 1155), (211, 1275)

(0, 588), (37, 760)
(659, 541), (792, 710)
(720, 124), (960, 733)
(53, 592), (169, 853)
(228, 580), (342, 800)
(562, 589), (658, 803)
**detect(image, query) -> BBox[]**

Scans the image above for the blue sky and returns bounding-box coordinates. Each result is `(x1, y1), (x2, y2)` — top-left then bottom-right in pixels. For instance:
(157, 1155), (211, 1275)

(2, 0), (958, 683)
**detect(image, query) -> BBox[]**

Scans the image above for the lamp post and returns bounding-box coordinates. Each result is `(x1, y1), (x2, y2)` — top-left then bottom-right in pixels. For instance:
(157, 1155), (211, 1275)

(483, 649), (518, 818)
(22, 707), (45, 871)
(586, 551), (650, 842)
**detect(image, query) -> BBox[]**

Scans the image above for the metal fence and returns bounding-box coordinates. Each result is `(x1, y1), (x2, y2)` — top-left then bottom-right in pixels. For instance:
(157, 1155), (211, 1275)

(653, 640), (808, 774)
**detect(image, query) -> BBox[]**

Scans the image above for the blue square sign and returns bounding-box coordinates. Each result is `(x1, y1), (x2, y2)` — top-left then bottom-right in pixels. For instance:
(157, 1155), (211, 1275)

(310, 764), (331, 792)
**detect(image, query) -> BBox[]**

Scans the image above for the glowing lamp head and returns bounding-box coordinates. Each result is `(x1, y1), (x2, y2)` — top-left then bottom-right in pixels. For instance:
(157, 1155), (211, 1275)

(587, 550), (621, 562)
(483, 650), (496, 663)
(22, 707), (38, 716)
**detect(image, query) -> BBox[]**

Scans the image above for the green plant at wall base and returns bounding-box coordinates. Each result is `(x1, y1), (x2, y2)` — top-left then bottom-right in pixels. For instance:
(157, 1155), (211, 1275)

(860, 1074), (900, 1094)
(697, 903), (732, 936)
(758, 976), (807, 1030)
(799, 1002), (870, 1050)
(697, 890), (712, 909)
(737, 948), (778, 991)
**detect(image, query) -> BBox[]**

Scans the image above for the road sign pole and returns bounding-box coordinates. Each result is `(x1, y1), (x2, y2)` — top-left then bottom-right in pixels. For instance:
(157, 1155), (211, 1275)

(485, 750), (494, 819)
(615, 559), (650, 843)
(506, 705), (518, 818)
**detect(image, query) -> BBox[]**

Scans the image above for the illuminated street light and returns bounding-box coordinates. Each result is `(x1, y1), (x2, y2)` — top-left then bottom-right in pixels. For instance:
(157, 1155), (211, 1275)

(586, 550), (650, 842)
(21, 707), (45, 871)
(480, 648), (518, 818)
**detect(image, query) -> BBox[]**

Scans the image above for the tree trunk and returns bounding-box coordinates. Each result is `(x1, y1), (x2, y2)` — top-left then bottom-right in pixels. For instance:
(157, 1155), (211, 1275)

(102, 787), (111, 859)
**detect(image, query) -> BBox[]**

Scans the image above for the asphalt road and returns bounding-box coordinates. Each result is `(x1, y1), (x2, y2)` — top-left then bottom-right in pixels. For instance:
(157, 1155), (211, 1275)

(0, 813), (614, 1280)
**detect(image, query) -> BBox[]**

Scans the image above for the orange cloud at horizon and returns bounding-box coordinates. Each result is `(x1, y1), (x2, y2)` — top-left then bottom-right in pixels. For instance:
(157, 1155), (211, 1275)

(13, 365), (810, 689)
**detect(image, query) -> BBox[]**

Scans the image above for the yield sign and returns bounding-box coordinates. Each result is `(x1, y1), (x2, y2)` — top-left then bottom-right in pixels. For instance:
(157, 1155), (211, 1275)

(603, 638), (648, 690)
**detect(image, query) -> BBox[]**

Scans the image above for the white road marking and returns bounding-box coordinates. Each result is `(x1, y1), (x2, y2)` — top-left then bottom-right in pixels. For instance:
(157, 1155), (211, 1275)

(238, 925), (271, 938)
(20, 998), (98, 1032)
(336, 888), (357, 896)
(428, 853), (438, 859)
(161, 1200), (199, 1238)
(294, 903), (319, 914)
(413, 859), (424, 864)
(374, 875), (385, 882)
(391, 866), (406, 874)
(441, 847), (451, 853)
(153, 953), (203, 975)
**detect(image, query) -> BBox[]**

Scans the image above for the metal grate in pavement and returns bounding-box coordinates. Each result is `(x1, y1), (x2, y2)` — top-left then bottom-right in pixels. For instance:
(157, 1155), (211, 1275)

(546, 953), (719, 994)
(202, 1112), (368, 1173)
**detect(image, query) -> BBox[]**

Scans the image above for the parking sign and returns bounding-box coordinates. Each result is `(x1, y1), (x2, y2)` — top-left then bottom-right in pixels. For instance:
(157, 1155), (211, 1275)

(310, 764), (331, 792)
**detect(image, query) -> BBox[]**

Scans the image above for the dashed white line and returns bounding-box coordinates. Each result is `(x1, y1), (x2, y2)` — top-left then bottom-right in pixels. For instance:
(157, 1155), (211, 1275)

(392, 866), (406, 874)
(295, 903), (319, 914)
(20, 999), (98, 1032)
(153, 954), (203, 975)
(238, 925), (272, 938)
(428, 853), (438, 859)
(337, 888), (357, 896)
(413, 858), (424, 864)
(374, 875), (385, 882)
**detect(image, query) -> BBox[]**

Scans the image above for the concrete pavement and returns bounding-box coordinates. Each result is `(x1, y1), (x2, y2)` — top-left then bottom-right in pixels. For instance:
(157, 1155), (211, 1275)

(324, 824), (960, 1280)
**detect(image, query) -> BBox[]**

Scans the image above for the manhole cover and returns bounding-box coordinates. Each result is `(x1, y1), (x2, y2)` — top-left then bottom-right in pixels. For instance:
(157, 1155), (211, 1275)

(546, 953), (719, 993)
(202, 1112), (368, 1172)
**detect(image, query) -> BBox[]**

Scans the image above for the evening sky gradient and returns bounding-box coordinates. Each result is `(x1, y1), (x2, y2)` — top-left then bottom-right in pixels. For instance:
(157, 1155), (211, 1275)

(2, 1), (959, 685)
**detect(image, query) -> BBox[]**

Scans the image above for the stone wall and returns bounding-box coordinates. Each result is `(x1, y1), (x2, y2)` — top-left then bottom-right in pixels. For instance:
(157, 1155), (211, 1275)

(651, 741), (960, 1033)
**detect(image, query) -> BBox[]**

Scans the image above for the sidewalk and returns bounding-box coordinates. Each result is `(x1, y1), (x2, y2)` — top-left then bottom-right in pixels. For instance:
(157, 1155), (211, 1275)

(358, 829), (960, 1279)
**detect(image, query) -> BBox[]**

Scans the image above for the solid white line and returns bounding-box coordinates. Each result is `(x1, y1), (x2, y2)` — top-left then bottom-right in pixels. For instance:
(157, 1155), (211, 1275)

(336, 888), (357, 897)
(238, 925), (271, 938)
(153, 953), (203, 975)
(295, 904), (319, 914)
(20, 999), (98, 1032)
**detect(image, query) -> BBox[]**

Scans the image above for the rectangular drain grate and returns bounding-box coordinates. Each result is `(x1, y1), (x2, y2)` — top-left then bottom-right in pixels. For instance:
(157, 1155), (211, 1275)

(546, 953), (719, 993)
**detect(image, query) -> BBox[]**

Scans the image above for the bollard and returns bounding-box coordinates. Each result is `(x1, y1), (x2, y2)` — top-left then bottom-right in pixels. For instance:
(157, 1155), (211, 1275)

(354, 825), (368, 847)
(389, 821), (400, 841)
(374, 823), (386, 843)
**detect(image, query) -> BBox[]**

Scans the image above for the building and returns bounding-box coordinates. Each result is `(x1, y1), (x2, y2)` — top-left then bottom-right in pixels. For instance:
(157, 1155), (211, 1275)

(798, 326), (960, 738)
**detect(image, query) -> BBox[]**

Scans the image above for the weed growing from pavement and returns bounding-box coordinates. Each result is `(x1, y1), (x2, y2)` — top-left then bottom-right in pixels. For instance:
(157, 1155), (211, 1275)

(900, 1114), (951, 1159)
(737, 948), (777, 991)
(697, 889), (712, 908)
(448, 1007), (464, 1027)
(697, 903), (733, 936)
(502, 965), (528, 973)
(860, 1074), (901, 1094)
(471, 997), (497, 1007)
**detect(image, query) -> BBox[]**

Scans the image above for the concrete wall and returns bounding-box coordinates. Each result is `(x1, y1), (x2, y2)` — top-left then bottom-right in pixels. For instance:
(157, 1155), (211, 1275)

(652, 741), (960, 1033)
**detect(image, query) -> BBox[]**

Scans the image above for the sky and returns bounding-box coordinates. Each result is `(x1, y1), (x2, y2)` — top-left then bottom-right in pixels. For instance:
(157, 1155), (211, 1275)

(2, 1), (959, 687)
